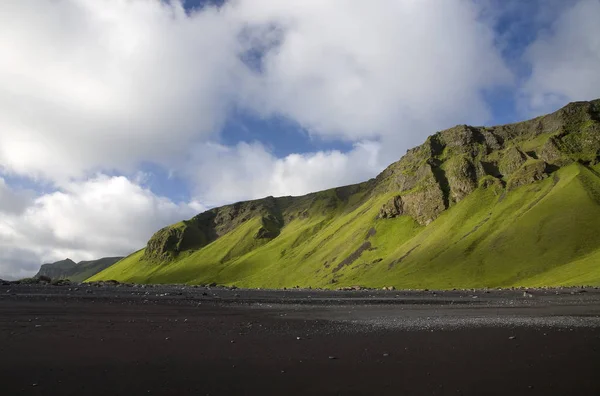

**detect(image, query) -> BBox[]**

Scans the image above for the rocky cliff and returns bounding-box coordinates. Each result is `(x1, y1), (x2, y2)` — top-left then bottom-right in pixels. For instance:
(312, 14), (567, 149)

(146, 99), (600, 258)
(374, 100), (600, 223)
(90, 99), (600, 289)
(36, 257), (123, 282)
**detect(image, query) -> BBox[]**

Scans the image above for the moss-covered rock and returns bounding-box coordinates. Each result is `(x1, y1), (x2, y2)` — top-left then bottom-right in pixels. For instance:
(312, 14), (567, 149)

(255, 213), (283, 239)
(400, 169), (447, 226)
(445, 156), (477, 203)
(499, 147), (528, 177)
(378, 195), (403, 219)
(144, 196), (284, 262)
(143, 223), (208, 262)
(539, 137), (565, 164)
(507, 160), (550, 191)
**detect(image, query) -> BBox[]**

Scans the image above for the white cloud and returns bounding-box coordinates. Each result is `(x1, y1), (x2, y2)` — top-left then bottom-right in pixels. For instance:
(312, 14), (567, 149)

(235, 0), (513, 154)
(0, 175), (198, 279)
(0, 0), (513, 183)
(521, 0), (600, 113)
(186, 140), (382, 206)
(189, 0), (514, 202)
(0, 248), (41, 281)
(0, 0), (243, 182)
(0, 178), (34, 215)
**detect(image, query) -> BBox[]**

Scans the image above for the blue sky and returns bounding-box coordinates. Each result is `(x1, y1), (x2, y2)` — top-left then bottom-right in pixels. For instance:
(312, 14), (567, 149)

(0, 0), (599, 278)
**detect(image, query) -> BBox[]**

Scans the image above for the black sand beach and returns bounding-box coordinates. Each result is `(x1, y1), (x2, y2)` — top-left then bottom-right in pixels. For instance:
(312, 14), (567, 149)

(1, 284), (600, 395)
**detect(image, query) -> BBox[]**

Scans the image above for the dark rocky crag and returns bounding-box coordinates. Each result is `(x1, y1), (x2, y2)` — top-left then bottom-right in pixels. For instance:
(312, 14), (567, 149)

(142, 99), (600, 260)
(142, 197), (285, 262)
(35, 257), (123, 282)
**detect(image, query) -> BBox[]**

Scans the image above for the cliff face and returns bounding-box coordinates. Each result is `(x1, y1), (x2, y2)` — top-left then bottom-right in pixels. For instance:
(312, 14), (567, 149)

(91, 99), (600, 289)
(143, 197), (285, 262)
(35, 257), (123, 282)
(145, 99), (600, 259)
(374, 100), (600, 224)
(36, 259), (77, 279)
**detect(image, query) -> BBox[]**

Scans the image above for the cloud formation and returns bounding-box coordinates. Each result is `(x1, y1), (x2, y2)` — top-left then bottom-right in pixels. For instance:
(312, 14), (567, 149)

(186, 140), (382, 206)
(0, 0), (242, 181)
(0, 175), (198, 279)
(0, 0), (512, 184)
(521, 0), (600, 113)
(236, 0), (513, 147)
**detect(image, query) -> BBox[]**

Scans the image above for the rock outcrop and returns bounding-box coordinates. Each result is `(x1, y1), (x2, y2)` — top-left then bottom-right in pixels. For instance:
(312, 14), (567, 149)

(378, 196), (403, 219)
(143, 196), (284, 261)
(499, 147), (528, 176)
(139, 99), (600, 260)
(373, 99), (600, 225)
(507, 160), (550, 191)
(35, 257), (123, 282)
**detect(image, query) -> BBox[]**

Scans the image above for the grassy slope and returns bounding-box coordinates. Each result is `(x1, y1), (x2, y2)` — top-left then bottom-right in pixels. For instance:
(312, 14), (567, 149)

(69, 258), (123, 282)
(90, 163), (600, 288)
(357, 164), (600, 288)
(37, 257), (122, 282)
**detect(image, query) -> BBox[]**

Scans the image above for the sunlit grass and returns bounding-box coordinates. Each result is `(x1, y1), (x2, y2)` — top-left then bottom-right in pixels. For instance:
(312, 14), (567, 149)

(89, 163), (600, 289)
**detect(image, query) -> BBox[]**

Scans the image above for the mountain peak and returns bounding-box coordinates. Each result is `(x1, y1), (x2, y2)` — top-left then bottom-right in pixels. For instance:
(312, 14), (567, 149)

(35, 257), (123, 282)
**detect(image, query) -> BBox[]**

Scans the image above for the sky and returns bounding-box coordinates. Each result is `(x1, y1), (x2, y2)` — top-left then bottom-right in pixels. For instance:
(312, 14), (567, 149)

(1, 0), (599, 279)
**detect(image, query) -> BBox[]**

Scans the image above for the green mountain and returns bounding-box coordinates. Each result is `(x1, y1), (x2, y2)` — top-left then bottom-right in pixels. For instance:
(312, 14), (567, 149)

(36, 257), (123, 282)
(90, 99), (600, 289)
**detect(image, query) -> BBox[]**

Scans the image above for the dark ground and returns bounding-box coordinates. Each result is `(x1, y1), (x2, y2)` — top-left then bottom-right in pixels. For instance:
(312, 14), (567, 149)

(1, 283), (600, 395)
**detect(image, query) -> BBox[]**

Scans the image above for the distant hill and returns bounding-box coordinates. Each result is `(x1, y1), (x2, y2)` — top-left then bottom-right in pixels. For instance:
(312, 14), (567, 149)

(36, 257), (123, 282)
(90, 99), (600, 289)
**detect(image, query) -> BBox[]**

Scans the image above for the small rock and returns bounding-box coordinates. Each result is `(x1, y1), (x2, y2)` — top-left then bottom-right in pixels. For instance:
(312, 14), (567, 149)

(165, 337), (170, 341)
(383, 353), (389, 357)
(508, 336), (516, 340)
(328, 356), (337, 360)
(296, 337), (302, 340)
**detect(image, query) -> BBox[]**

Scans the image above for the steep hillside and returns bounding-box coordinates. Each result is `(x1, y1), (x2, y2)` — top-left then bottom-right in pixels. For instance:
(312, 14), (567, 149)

(90, 99), (600, 289)
(36, 257), (123, 282)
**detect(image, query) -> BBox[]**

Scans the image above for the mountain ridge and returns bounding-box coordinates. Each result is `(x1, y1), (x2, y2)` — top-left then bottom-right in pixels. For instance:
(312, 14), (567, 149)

(90, 99), (600, 289)
(36, 257), (124, 282)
